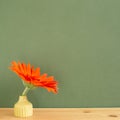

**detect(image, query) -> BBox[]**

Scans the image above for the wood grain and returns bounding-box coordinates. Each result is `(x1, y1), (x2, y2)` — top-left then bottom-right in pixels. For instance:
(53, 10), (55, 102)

(0, 108), (120, 120)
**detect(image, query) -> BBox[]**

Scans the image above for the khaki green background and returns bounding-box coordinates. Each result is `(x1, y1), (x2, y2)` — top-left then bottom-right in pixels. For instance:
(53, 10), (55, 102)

(0, 0), (120, 108)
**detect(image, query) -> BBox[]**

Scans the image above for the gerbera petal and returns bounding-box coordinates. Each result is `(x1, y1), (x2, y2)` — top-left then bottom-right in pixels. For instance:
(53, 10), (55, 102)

(27, 63), (31, 76)
(22, 63), (27, 75)
(40, 73), (47, 81)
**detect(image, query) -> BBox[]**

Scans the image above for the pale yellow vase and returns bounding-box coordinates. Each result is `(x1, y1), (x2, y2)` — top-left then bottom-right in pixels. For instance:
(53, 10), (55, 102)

(14, 96), (33, 117)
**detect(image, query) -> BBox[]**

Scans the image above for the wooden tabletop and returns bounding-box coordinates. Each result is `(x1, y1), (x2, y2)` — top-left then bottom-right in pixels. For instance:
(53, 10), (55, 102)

(0, 108), (120, 120)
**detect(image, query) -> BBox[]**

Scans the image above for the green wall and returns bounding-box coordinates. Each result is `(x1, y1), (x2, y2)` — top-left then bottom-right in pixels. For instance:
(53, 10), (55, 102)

(0, 0), (120, 108)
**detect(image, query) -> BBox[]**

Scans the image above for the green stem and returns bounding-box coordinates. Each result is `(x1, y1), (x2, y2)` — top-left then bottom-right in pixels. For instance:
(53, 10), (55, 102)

(22, 87), (30, 96)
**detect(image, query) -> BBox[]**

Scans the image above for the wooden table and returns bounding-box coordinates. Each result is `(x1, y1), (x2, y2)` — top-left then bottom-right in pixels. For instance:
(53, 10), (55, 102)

(0, 108), (120, 120)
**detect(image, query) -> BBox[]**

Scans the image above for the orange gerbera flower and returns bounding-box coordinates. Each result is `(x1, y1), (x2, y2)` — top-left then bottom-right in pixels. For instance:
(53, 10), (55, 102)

(10, 61), (58, 94)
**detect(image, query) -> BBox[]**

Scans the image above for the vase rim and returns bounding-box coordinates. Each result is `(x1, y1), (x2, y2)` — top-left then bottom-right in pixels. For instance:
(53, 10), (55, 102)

(19, 96), (27, 98)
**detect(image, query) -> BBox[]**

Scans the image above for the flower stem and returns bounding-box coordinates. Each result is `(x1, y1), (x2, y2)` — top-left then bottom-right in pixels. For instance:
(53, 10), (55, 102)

(22, 87), (30, 96)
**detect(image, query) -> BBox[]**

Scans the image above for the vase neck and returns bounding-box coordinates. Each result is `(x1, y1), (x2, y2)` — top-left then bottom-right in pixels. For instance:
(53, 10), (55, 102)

(19, 96), (28, 102)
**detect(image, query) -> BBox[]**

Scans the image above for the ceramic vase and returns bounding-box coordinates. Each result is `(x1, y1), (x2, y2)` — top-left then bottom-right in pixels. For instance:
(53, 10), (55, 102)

(14, 96), (33, 117)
